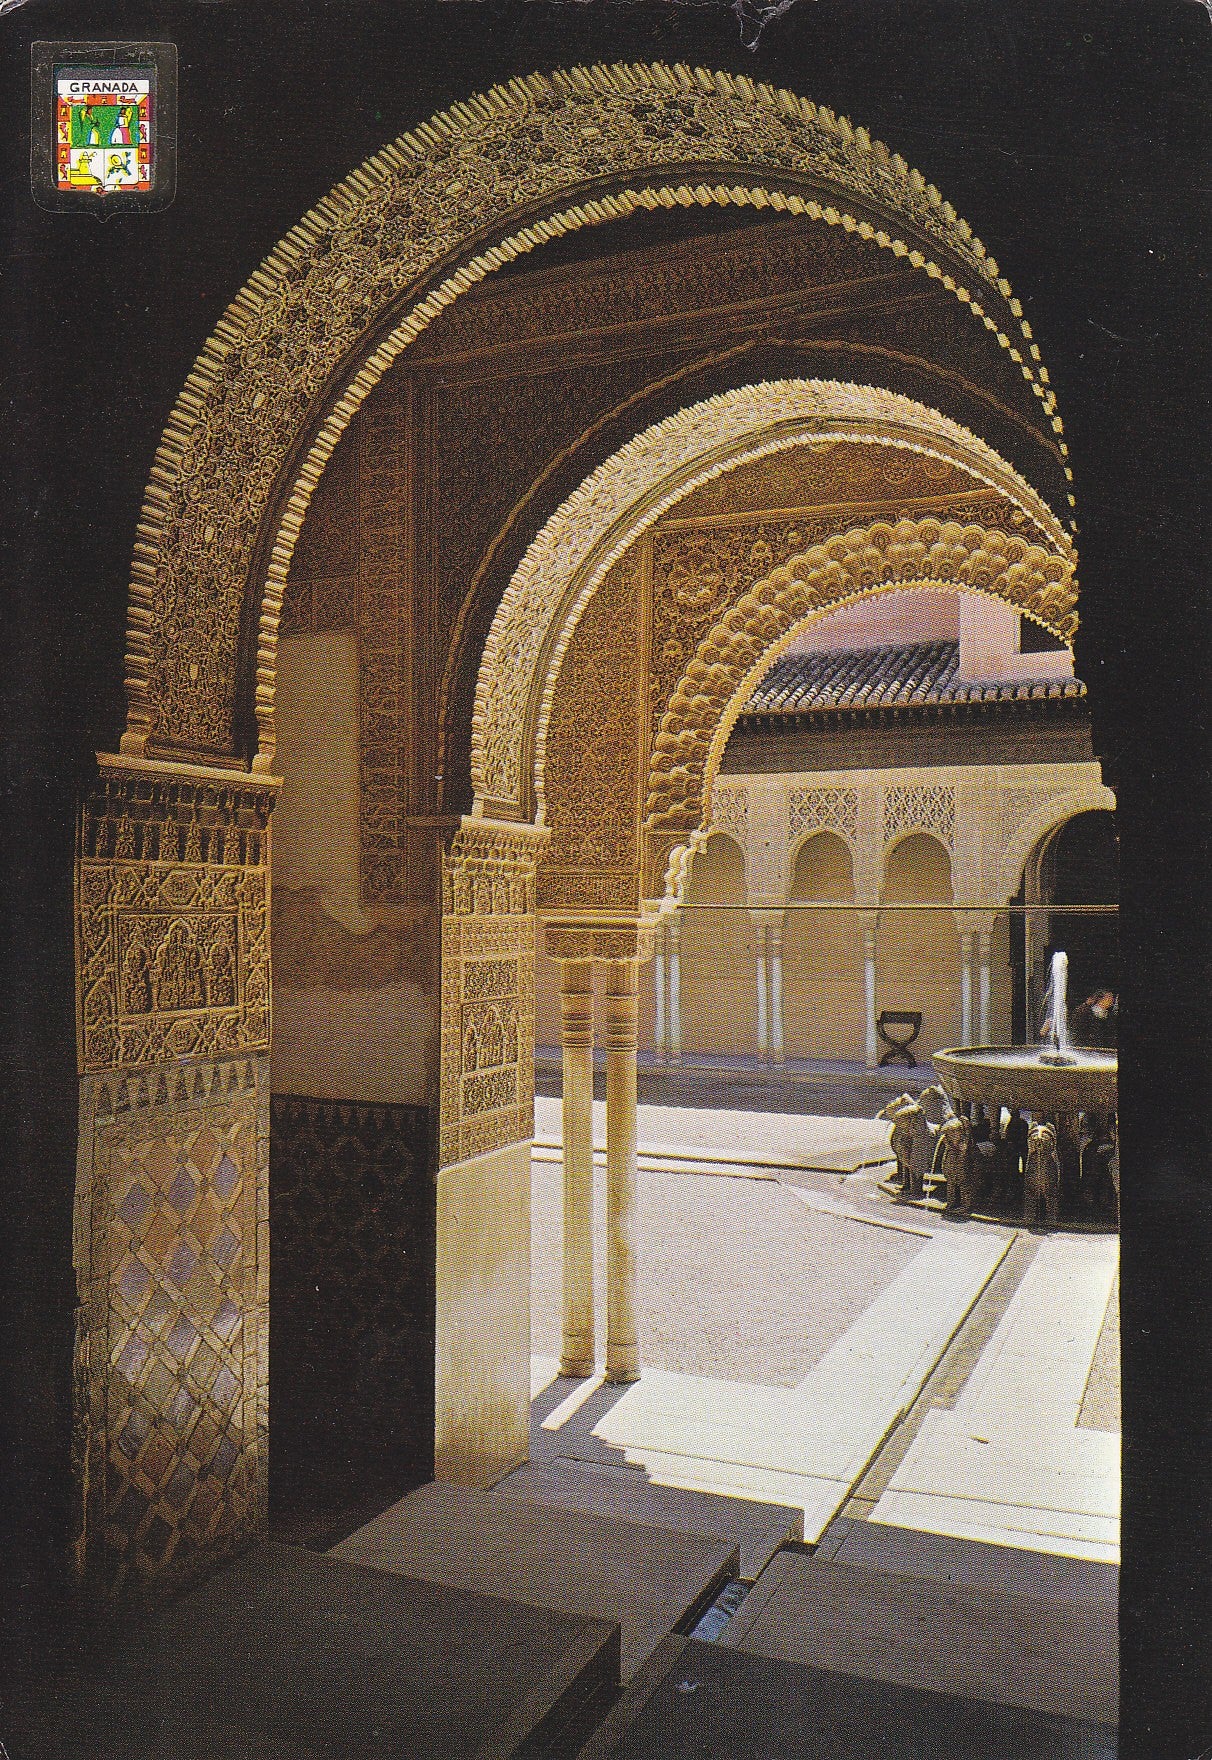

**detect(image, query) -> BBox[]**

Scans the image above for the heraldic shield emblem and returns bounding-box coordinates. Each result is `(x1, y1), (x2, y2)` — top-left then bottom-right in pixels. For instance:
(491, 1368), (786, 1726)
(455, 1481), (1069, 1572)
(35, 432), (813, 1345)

(57, 69), (153, 194)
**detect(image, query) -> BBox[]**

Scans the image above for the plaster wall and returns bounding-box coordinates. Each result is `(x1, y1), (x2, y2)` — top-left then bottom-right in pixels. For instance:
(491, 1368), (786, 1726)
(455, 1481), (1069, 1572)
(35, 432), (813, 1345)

(681, 835), (760, 1058)
(271, 632), (440, 1104)
(879, 834), (962, 1059)
(434, 1138), (531, 1487)
(784, 832), (866, 1061)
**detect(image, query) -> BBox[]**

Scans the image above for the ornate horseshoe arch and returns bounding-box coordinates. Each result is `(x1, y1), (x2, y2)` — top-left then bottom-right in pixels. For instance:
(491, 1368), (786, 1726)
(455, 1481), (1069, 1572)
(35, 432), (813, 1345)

(473, 380), (1074, 825)
(117, 63), (1071, 773)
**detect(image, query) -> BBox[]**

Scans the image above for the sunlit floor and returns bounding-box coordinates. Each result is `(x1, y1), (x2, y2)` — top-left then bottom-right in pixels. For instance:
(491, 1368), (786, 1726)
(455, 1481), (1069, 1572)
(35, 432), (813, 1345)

(529, 1097), (1120, 1565)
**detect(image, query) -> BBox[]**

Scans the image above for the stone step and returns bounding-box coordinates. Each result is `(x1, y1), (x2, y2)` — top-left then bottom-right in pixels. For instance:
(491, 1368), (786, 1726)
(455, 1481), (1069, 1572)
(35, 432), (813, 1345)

(819, 1513), (1118, 1605)
(573, 1637), (1117, 1760)
(8, 1541), (619, 1760)
(495, 1458), (801, 1580)
(331, 1480), (738, 1682)
(720, 1549), (1117, 1727)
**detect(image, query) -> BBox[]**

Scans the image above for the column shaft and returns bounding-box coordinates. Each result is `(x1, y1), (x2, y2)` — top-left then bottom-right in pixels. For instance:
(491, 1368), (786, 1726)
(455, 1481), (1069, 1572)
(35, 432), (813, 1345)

(604, 960), (640, 1384)
(863, 919), (879, 1068)
(770, 923), (785, 1067)
(978, 928), (992, 1043)
(668, 920), (682, 1065)
(653, 924), (667, 1064)
(755, 923), (769, 1062)
(559, 960), (595, 1378)
(960, 929), (974, 1045)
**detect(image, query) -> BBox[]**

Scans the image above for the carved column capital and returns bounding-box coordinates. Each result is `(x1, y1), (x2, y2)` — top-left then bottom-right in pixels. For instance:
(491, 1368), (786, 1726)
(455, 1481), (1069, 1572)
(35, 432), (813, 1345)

(604, 958), (640, 1053)
(545, 917), (654, 966)
(559, 958), (594, 1049)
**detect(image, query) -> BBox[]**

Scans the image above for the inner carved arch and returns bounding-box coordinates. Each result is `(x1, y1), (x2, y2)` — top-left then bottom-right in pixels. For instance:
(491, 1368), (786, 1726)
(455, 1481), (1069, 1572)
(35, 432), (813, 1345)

(650, 544), (1076, 838)
(643, 554), (1076, 910)
(118, 62), (1069, 769)
(475, 380), (1072, 822)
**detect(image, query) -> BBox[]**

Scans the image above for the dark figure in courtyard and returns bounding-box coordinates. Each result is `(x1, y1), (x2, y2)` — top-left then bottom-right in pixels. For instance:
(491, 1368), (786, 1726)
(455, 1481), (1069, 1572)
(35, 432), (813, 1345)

(1071, 990), (1117, 1048)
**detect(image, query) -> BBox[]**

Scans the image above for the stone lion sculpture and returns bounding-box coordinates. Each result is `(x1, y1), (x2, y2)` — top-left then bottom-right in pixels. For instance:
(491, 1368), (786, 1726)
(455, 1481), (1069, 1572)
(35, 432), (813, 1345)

(933, 1113), (981, 1213)
(1024, 1120), (1061, 1225)
(877, 1095), (936, 1200)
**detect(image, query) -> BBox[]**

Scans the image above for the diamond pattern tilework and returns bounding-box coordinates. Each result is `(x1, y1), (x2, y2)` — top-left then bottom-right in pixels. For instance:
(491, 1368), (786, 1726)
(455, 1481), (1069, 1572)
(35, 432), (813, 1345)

(92, 1072), (263, 1596)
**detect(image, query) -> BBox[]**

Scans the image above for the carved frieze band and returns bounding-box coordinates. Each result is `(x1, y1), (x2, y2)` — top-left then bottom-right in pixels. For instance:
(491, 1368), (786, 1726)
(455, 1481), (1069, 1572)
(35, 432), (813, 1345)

(121, 63), (1061, 766)
(76, 774), (274, 1074)
(439, 821), (542, 1167)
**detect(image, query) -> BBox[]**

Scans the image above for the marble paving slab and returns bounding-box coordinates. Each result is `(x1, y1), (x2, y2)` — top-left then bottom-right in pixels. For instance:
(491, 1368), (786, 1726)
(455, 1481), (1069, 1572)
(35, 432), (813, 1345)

(331, 1481), (737, 1681)
(8, 1542), (619, 1760)
(494, 1457), (802, 1580)
(871, 1235), (1120, 1562)
(582, 1638), (1117, 1760)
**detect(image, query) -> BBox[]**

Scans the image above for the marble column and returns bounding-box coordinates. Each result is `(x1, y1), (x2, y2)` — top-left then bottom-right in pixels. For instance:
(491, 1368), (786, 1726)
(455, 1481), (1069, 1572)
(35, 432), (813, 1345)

(960, 928), (975, 1046)
(558, 958), (595, 1378)
(862, 914), (879, 1068)
(604, 959), (640, 1384)
(755, 921), (769, 1062)
(770, 918), (786, 1067)
(668, 918), (682, 1066)
(653, 923), (668, 1065)
(978, 926), (993, 1043)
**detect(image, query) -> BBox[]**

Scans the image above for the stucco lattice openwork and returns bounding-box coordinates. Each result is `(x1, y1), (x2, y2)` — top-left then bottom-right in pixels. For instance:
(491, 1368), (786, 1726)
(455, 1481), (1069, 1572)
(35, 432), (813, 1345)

(884, 783), (957, 849)
(789, 786), (859, 847)
(121, 63), (1066, 768)
(479, 380), (1072, 820)
(710, 786), (751, 848)
(643, 514), (1076, 837)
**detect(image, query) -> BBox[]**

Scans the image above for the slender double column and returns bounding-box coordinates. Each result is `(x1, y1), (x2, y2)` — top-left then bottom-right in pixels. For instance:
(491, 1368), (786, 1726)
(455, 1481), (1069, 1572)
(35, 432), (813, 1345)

(604, 958), (641, 1383)
(667, 918), (682, 1065)
(861, 913), (879, 1068)
(751, 910), (785, 1066)
(558, 958), (595, 1378)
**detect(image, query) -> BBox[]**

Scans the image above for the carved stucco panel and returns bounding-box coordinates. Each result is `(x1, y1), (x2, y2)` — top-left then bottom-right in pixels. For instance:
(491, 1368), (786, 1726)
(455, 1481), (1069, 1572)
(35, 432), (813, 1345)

(439, 821), (542, 1168)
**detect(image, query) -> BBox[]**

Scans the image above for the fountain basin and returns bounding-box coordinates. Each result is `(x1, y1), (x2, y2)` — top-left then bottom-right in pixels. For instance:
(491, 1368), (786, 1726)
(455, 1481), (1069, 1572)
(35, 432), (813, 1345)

(933, 1045), (1117, 1116)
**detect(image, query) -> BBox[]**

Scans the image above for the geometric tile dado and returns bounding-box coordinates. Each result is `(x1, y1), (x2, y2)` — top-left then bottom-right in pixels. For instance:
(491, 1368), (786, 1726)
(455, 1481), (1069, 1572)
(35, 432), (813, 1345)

(81, 1066), (264, 1598)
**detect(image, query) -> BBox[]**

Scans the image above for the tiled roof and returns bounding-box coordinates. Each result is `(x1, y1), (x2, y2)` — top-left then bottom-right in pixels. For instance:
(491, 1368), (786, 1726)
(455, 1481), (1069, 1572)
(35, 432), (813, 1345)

(746, 641), (1087, 714)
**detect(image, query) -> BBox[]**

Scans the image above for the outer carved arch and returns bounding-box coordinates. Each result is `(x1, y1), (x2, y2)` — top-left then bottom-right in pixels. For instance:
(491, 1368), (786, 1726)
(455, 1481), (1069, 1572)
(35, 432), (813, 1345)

(476, 380), (1073, 821)
(998, 788), (1118, 903)
(120, 63), (1069, 768)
